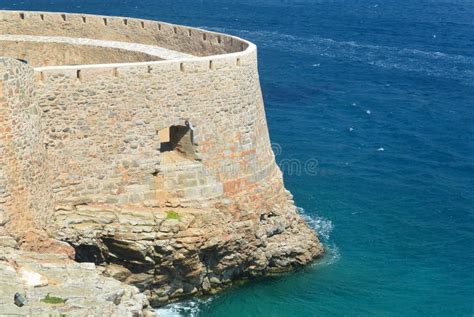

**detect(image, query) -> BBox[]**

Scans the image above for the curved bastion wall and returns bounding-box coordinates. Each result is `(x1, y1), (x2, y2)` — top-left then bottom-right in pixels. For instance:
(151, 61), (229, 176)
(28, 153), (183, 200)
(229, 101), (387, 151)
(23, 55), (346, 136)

(0, 10), (323, 306)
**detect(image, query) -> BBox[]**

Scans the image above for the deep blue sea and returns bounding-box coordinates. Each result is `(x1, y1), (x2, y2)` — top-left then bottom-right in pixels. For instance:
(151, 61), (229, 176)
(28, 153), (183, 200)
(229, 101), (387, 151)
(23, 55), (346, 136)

(2, 0), (473, 315)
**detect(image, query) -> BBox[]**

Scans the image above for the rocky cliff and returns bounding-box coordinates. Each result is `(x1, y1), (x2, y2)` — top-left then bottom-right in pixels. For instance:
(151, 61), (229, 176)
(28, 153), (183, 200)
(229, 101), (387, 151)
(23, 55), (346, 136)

(54, 191), (323, 306)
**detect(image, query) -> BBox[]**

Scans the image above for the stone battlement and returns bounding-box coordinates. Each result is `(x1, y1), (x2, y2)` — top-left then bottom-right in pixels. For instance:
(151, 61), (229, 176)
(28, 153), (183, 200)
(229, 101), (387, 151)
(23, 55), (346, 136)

(0, 10), (322, 311)
(1, 11), (248, 53)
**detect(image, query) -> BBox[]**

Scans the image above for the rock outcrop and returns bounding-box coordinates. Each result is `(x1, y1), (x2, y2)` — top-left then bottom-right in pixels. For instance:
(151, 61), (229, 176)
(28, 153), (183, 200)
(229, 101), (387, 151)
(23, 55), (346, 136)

(53, 197), (322, 305)
(0, 246), (150, 316)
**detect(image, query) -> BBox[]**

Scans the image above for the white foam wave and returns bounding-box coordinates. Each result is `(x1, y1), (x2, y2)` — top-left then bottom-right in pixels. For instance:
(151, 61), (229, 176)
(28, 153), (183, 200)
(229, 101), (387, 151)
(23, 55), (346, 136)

(296, 207), (341, 265)
(155, 298), (212, 317)
(296, 206), (334, 241)
(319, 242), (341, 266)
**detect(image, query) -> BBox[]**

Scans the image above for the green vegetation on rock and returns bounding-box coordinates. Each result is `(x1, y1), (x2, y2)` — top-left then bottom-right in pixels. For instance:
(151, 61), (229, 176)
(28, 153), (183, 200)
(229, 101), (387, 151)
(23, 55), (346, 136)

(41, 294), (66, 304)
(165, 210), (181, 220)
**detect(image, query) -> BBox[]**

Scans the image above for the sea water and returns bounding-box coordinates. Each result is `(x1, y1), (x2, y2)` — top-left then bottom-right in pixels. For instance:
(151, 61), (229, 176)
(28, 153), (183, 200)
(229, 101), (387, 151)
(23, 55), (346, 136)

(3, 0), (473, 315)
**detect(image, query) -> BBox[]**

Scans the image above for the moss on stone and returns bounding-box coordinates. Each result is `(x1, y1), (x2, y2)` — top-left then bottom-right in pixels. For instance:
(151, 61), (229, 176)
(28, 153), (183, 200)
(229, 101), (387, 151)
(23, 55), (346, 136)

(165, 210), (181, 220)
(41, 293), (66, 304)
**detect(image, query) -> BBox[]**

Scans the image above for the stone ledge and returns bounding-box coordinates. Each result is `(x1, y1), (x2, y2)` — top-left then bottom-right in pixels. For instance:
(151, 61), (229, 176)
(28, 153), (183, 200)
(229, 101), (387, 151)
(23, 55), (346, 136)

(0, 247), (150, 316)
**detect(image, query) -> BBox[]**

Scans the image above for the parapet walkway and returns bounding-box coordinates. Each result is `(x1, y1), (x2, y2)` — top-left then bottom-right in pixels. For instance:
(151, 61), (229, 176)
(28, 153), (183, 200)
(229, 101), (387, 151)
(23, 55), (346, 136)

(0, 34), (195, 61)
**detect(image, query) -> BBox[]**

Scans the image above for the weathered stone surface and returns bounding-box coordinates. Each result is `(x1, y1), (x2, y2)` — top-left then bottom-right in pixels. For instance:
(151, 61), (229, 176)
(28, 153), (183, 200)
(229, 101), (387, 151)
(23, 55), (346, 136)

(0, 235), (18, 248)
(56, 203), (322, 304)
(0, 247), (149, 316)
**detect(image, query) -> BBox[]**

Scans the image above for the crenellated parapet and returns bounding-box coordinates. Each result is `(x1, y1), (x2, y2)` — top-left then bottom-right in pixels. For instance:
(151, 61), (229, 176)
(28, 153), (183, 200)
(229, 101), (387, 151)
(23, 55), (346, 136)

(0, 10), (248, 56)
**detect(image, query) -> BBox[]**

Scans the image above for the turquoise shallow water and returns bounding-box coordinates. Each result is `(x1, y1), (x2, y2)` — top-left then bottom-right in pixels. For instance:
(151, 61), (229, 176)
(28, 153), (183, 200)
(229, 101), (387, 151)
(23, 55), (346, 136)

(3, 0), (473, 315)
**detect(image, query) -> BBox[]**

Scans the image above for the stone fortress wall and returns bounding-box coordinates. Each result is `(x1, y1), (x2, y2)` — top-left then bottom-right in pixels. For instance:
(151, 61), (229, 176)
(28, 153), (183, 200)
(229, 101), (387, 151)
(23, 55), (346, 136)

(0, 10), (322, 306)
(0, 58), (53, 241)
(0, 10), (276, 226)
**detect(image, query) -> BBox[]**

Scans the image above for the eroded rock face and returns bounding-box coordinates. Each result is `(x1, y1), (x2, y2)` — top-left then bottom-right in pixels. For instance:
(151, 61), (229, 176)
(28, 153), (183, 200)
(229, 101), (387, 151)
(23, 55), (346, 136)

(53, 198), (323, 306)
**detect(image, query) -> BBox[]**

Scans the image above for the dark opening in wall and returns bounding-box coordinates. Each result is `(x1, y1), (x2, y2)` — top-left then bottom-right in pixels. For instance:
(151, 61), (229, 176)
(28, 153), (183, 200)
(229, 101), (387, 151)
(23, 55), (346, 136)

(74, 244), (105, 264)
(158, 125), (196, 162)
